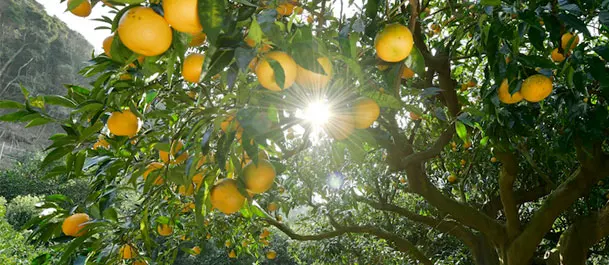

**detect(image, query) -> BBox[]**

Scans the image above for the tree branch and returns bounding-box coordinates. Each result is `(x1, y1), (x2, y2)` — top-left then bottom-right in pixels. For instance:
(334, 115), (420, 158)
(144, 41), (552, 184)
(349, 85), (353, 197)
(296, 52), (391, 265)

(557, 203), (609, 265)
(496, 151), (521, 240)
(482, 185), (551, 217)
(507, 145), (609, 265)
(264, 218), (433, 265)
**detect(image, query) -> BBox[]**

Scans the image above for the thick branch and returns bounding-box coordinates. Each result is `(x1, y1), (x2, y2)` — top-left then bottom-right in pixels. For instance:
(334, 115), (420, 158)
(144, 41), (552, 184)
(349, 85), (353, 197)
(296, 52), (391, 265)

(496, 151), (521, 240)
(399, 125), (454, 166)
(507, 147), (609, 265)
(264, 218), (433, 265)
(482, 185), (551, 217)
(558, 204), (609, 265)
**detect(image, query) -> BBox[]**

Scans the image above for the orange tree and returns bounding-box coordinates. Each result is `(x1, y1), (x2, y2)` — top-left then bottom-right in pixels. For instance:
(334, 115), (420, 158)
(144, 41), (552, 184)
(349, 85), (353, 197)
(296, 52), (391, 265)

(1, 0), (609, 264)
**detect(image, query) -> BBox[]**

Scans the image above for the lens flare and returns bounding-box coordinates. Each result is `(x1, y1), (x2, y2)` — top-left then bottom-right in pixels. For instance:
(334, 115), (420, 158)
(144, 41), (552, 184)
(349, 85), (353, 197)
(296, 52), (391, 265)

(303, 101), (331, 126)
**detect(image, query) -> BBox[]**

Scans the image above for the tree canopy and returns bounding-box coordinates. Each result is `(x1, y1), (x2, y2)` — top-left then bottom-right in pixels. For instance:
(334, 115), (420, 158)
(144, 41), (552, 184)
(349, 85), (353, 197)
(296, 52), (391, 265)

(1, 0), (609, 264)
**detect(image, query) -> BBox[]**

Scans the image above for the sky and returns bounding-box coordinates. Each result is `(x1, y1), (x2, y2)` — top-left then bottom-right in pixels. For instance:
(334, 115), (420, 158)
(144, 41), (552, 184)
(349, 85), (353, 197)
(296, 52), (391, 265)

(35, 0), (113, 52)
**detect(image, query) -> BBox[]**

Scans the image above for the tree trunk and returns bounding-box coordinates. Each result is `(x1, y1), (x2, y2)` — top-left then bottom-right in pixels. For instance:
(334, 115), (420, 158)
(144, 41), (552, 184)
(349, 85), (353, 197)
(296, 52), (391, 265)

(471, 234), (501, 265)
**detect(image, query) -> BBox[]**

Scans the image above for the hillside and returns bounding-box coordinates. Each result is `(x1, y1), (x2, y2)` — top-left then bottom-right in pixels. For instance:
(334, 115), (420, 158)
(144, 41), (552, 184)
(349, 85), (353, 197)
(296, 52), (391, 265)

(0, 0), (93, 166)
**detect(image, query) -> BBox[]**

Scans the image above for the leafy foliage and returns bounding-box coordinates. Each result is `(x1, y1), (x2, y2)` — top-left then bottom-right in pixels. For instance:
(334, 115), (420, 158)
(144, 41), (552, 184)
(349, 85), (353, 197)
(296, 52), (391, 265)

(5, 195), (42, 229)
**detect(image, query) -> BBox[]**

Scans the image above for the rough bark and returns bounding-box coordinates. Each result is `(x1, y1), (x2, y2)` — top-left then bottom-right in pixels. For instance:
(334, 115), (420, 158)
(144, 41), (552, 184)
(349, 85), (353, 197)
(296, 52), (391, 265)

(557, 204), (609, 264)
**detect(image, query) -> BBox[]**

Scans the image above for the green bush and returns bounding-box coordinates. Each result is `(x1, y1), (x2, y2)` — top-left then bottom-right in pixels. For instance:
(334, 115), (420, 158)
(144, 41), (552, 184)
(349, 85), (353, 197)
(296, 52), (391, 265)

(0, 196), (6, 218)
(0, 210), (48, 264)
(5, 195), (41, 229)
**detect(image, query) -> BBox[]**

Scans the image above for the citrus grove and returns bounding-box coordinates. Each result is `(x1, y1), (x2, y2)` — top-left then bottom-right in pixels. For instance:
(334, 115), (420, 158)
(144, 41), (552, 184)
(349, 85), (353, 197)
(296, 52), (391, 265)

(1, 0), (609, 264)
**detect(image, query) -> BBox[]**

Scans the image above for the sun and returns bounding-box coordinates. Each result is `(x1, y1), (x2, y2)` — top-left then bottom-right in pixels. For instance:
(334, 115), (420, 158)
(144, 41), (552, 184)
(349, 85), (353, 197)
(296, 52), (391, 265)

(303, 100), (332, 127)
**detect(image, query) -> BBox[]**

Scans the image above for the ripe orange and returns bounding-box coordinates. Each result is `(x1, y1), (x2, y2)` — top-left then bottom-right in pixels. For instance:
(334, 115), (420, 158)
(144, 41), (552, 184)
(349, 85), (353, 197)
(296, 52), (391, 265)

(192, 246), (201, 255)
(326, 114), (355, 140)
(276, 3), (294, 16)
(401, 67), (415, 79)
(266, 250), (277, 260)
(192, 173), (204, 188)
(225, 240), (232, 247)
(182, 202), (195, 212)
(255, 51), (297, 91)
(243, 160), (276, 194)
(497, 79), (523, 104)
(179, 184), (195, 196)
(463, 141), (472, 149)
(159, 140), (189, 164)
(118, 7), (172, 56)
(68, 0), (91, 17)
(229, 250), (237, 258)
(220, 110), (241, 132)
(143, 162), (164, 185)
(93, 138), (110, 150)
(210, 178), (246, 214)
(107, 110), (140, 137)
(103, 35), (114, 57)
(189, 32), (207, 47)
(467, 80), (477, 87)
(121, 244), (135, 259)
(307, 15), (314, 24)
(295, 57), (333, 89)
(447, 174), (457, 183)
(267, 202), (278, 212)
(520, 74), (553, 102)
(551, 48), (566, 62)
(490, 157), (497, 163)
(157, 224), (173, 236)
(409, 112), (421, 120)
(353, 98), (380, 129)
(163, 0), (203, 34)
(245, 36), (256, 48)
(243, 149), (270, 163)
(375, 24), (414, 62)
(460, 159), (466, 166)
(182, 53), (205, 83)
(561, 32), (579, 50)
(62, 213), (90, 237)
(295, 6), (303, 14)
(260, 228), (270, 238)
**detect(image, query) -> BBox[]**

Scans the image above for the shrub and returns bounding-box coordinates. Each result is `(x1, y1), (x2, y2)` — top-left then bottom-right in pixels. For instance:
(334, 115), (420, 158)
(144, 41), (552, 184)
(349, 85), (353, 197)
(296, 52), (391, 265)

(0, 155), (56, 201)
(0, 196), (6, 218)
(5, 195), (41, 229)
(0, 210), (49, 265)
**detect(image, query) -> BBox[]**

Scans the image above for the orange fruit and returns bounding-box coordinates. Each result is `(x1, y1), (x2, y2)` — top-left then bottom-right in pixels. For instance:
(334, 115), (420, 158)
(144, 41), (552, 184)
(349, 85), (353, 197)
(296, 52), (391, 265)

(62, 213), (90, 237)
(159, 140), (189, 164)
(551, 48), (566, 62)
(182, 202), (195, 212)
(228, 250), (237, 258)
(276, 3), (294, 16)
(325, 114), (355, 140)
(157, 224), (173, 236)
(103, 35), (114, 57)
(295, 57), (333, 89)
(225, 240), (232, 247)
(93, 138), (110, 150)
(192, 173), (204, 188)
(196, 156), (208, 168)
(220, 110), (241, 132)
(467, 80), (477, 87)
(189, 32), (207, 47)
(561, 32), (579, 50)
(243, 160), (276, 194)
(192, 246), (201, 255)
(295, 6), (303, 14)
(182, 53), (205, 83)
(118, 7), (172, 56)
(375, 24), (414, 62)
(245, 36), (256, 47)
(266, 250), (277, 260)
(163, 0), (203, 34)
(260, 228), (270, 238)
(497, 79), (523, 104)
(255, 51), (297, 91)
(267, 202), (278, 212)
(210, 178), (246, 214)
(107, 110), (140, 137)
(353, 98), (380, 129)
(399, 178), (406, 183)
(143, 162), (164, 185)
(68, 0), (91, 17)
(460, 159), (466, 166)
(463, 141), (472, 149)
(409, 112), (421, 120)
(447, 174), (457, 183)
(179, 184), (195, 196)
(401, 67), (415, 79)
(120, 244), (135, 259)
(307, 15), (314, 24)
(520, 74), (552, 102)
(490, 157), (497, 163)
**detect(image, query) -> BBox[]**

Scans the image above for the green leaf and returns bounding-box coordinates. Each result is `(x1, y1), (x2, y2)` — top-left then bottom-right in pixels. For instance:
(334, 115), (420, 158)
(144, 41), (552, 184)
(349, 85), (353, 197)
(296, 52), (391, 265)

(455, 121), (468, 142)
(44, 95), (77, 108)
(247, 18), (263, 44)
(480, 0), (500, 6)
(42, 146), (74, 168)
(404, 46), (425, 76)
(204, 49), (235, 79)
(557, 14), (591, 37)
(0, 110), (31, 122)
(25, 117), (53, 128)
(0, 100), (25, 109)
(198, 0), (227, 44)
(268, 59), (285, 89)
(20, 84), (30, 99)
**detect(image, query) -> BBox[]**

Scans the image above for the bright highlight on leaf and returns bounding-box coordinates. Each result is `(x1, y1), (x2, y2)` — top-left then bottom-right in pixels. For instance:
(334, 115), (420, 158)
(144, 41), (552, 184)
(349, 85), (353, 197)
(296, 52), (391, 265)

(303, 101), (331, 127)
